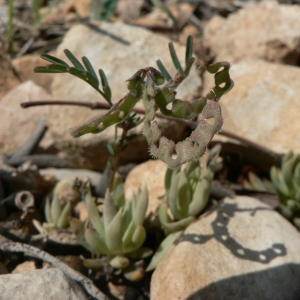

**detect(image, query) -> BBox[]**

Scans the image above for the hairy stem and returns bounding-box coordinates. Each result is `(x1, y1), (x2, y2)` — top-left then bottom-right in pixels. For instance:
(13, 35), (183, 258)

(20, 100), (280, 164)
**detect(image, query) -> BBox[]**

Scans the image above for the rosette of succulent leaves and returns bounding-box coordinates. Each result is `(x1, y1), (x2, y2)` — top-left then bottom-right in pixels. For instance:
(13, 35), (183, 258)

(33, 178), (81, 233)
(269, 151), (300, 230)
(146, 147), (220, 271)
(69, 174), (151, 281)
(34, 36), (233, 170)
(243, 151), (300, 230)
(242, 171), (276, 194)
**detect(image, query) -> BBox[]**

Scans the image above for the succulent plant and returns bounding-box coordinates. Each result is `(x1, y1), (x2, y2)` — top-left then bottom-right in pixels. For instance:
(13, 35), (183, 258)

(70, 174), (152, 281)
(270, 151), (300, 229)
(158, 149), (220, 233)
(146, 230), (182, 272)
(147, 148), (220, 271)
(33, 178), (81, 233)
(243, 171), (276, 193)
(33, 35), (233, 277)
(35, 36), (233, 170)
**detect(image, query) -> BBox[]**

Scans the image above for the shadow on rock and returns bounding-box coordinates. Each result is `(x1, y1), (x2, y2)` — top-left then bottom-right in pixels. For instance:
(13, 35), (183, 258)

(186, 263), (300, 300)
(176, 201), (287, 264)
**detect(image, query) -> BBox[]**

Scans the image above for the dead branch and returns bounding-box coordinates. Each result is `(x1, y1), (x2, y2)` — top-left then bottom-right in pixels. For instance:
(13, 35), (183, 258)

(0, 242), (108, 300)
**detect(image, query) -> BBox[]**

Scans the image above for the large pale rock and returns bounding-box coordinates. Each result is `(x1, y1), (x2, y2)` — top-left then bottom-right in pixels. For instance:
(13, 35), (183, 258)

(204, 1), (300, 64)
(151, 196), (300, 300)
(49, 22), (201, 170)
(204, 59), (300, 154)
(0, 268), (88, 300)
(125, 159), (167, 227)
(0, 81), (53, 154)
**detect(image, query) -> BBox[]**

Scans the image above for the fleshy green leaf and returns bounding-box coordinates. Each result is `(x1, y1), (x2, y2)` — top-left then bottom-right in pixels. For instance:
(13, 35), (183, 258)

(84, 187), (105, 238)
(184, 57), (195, 76)
(34, 65), (68, 73)
(40, 54), (70, 67)
(99, 69), (112, 101)
(85, 71), (99, 89)
(146, 231), (182, 271)
(82, 56), (98, 81)
(156, 60), (172, 82)
(162, 216), (195, 233)
(169, 42), (184, 74)
(133, 186), (148, 226)
(69, 67), (87, 80)
(105, 208), (123, 253)
(103, 190), (118, 229)
(64, 49), (85, 71)
(185, 36), (193, 65)
(112, 172), (126, 208)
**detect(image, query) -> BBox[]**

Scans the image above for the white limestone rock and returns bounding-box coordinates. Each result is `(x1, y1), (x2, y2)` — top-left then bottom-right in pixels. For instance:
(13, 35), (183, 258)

(204, 1), (300, 64)
(150, 196), (300, 300)
(204, 59), (300, 154)
(0, 268), (88, 300)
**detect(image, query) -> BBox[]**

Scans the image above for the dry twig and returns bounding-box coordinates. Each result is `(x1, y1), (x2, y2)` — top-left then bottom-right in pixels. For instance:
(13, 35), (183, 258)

(0, 242), (108, 300)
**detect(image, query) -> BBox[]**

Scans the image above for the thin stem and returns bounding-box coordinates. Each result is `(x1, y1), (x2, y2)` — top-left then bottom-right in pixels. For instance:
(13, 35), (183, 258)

(108, 125), (129, 192)
(21, 100), (108, 109)
(20, 99), (281, 161)
(33, 0), (41, 33)
(21, 99), (163, 117)
(93, 85), (112, 106)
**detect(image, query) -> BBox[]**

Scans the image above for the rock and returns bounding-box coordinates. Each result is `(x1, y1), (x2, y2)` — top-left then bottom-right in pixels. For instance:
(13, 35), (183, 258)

(135, 3), (194, 29)
(48, 21), (201, 170)
(0, 268), (88, 300)
(108, 282), (126, 300)
(204, 1), (300, 64)
(12, 55), (54, 93)
(151, 196), (300, 300)
(117, 0), (144, 22)
(204, 59), (300, 154)
(124, 159), (167, 228)
(0, 81), (53, 154)
(12, 261), (36, 274)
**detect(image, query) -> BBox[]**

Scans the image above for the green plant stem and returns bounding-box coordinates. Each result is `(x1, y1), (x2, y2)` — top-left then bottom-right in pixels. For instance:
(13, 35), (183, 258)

(94, 86), (112, 106)
(21, 99), (281, 162)
(108, 125), (130, 192)
(33, 0), (41, 33)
